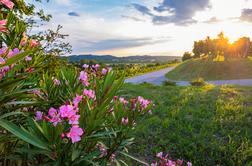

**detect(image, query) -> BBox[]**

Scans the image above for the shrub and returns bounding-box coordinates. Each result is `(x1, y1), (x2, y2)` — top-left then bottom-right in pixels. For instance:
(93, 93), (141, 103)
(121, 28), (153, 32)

(163, 80), (177, 86)
(182, 52), (192, 61)
(190, 78), (205, 86)
(0, 1), (154, 165)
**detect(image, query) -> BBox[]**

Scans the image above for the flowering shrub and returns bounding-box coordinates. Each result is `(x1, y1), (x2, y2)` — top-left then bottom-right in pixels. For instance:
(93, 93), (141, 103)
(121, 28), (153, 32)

(151, 152), (192, 166)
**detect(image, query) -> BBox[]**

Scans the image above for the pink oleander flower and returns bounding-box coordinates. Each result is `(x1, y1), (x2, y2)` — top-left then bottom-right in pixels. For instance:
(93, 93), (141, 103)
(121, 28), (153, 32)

(121, 117), (129, 125)
(25, 56), (32, 61)
(53, 78), (61, 86)
(79, 71), (89, 86)
(0, 48), (6, 55)
(151, 162), (157, 166)
(0, 57), (5, 64)
(83, 89), (96, 99)
(7, 48), (19, 58)
(82, 64), (89, 69)
(47, 107), (62, 126)
(187, 162), (192, 166)
(0, 0), (14, 9)
(110, 153), (116, 163)
(68, 114), (80, 125)
(60, 133), (65, 139)
(35, 111), (43, 121)
(73, 94), (83, 107)
(50, 115), (62, 126)
(137, 96), (151, 109)
(156, 152), (163, 158)
(59, 105), (75, 118)
(113, 96), (118, 101)
(92, 64), (100, 71)
(67, 125), (84, 143)
(30, 39), (40, 48)
(177, 159), (183, 165)
(101, 68), (107, 75)
(0, 19), (7, 33)
(119, 97), (128, 106)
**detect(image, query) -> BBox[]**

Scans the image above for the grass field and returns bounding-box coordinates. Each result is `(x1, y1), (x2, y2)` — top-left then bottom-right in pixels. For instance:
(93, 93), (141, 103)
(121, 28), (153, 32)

(120, 83), (252, 165)
(165, 58), (252, 81)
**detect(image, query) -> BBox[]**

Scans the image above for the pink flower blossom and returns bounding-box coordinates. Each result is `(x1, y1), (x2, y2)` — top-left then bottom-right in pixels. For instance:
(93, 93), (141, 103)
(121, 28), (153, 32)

(25, 56), (32, 61)
(137, 96), (151, 109)
(96, 143), (108, 158)
(7, 48), (19, 58)
(59, 105), (75, 118)
(35, 111), (43, 121)
(68, 114), (80, 125)
(67, 126), (84, 143)
(121, 117), (129, 125)
(83, 89), (96, 99)
(101, 68), (107, 75)
(119, 97), (128, 106)
(0, 0), (14, 9)
(177, 159), (183, 165)
(79, 71), (89, 86)
(48, 107), (58, 117)
(53, 78), (61, 86)
(47, 107), (62, 126)
(0, 19), (7, 32)
(73, 95), (83, 107)
(0, 57), (5, 64)
(92, 64), (100, 70)
(151, 162), (157, 166)
(82, 64), (89, 69)
(187, 162), (192, 166)
(156, 152), (163, 158)
(30, 39), (40, 48)
(110, 153), (116, 163)
(60, 133), (65, 139)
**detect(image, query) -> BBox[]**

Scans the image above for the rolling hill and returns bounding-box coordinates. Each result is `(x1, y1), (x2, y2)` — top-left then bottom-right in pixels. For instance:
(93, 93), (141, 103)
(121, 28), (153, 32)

(166, 58), (252, 81)
(63, 54), (181, 63)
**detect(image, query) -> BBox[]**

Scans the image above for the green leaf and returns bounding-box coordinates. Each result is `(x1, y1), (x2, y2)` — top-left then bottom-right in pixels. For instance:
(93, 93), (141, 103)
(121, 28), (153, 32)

(0, 119), (50, 150)
(0, 50), (33, 68)
(119, 152), (148, 166)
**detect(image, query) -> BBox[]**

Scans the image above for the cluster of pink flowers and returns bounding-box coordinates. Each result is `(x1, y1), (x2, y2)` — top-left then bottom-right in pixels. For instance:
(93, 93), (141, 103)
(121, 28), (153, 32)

(35, 101), (84, 143)
(83, 89), (96, 100)
(79, 71), (89, 86)
(0, 48), (21, 79)
(0, 0), (14, 9)
(151, 152), (192, 166)
(137, 96), (151, 110)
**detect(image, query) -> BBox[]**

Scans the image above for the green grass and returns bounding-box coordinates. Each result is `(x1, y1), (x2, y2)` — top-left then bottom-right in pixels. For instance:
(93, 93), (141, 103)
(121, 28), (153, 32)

(166, 58), (252, 81)
(120, 83), (252, 165)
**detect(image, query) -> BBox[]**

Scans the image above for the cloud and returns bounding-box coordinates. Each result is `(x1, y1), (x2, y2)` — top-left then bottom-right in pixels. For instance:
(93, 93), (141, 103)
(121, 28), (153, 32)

(121, 15), (145, 22)
(132, 0), (211, 25)
(240, 8), (252, 22)
(203, 17), (221, 23)
(80, 37), (171, 52)
(68, 12), (80, 17)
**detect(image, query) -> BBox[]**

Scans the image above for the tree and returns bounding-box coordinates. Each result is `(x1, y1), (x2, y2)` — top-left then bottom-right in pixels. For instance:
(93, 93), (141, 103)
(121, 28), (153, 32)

(182, 52), (192, 61)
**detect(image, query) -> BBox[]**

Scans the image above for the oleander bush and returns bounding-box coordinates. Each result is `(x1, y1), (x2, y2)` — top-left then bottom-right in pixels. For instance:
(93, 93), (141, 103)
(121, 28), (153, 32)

(0, 1), (159, 165)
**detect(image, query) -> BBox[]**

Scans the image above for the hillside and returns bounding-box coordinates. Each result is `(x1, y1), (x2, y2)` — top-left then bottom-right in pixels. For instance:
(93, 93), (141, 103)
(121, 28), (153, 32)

(166, 58), (252, 81)
(64, 54), (181, 63)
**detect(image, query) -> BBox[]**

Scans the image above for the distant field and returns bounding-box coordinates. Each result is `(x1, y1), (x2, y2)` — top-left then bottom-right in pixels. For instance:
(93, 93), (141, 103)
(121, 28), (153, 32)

(121, 83), (252, 165)
(166, 58), (252, 81)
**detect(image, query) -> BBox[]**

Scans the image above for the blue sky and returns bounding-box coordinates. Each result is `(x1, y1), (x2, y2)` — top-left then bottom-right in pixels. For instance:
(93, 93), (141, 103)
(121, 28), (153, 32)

(30, 0), (252, 56)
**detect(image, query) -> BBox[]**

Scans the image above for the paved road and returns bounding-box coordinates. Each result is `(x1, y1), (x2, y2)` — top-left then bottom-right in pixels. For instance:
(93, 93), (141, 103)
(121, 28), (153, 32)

(125, 67), (252, 86)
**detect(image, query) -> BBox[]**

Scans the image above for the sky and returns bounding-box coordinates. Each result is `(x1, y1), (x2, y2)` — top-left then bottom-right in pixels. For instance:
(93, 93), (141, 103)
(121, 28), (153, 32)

(30, 0), (252, 56)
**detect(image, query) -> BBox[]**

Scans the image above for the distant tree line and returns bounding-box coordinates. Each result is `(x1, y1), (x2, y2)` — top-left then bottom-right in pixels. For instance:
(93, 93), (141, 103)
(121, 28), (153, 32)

(182, 32), (252, 61)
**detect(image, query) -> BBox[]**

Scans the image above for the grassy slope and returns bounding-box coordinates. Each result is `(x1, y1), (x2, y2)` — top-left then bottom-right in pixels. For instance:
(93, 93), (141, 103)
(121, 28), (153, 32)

(121, 83), (252, 165)
(165, 58), (252, 81)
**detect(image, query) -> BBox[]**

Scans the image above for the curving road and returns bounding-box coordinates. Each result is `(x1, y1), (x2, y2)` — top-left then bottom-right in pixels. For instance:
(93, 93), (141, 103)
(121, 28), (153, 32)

(125, 67), (252, 86)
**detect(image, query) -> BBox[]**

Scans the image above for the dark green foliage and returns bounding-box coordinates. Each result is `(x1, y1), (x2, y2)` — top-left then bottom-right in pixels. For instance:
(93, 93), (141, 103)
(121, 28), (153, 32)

(162, 80), (177, 86)
(182, 52), (192, 61)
